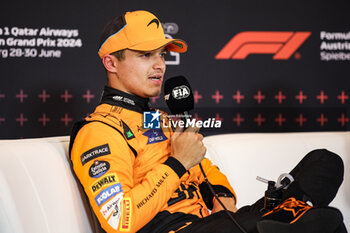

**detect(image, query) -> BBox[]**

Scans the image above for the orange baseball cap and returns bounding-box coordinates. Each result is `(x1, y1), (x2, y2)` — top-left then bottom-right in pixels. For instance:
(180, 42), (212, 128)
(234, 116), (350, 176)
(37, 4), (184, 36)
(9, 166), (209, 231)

(98, 10), (188, 58)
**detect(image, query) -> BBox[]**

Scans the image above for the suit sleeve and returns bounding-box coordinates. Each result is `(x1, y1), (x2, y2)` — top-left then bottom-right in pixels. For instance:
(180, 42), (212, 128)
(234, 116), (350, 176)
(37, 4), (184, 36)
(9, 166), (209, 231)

(71, 122), (186, 232)
(198, 158), (236, 210)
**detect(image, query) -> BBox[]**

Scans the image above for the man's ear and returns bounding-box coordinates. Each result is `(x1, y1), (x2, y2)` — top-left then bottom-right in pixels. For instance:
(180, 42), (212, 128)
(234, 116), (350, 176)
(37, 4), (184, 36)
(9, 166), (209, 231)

(102, 55), (118, 73)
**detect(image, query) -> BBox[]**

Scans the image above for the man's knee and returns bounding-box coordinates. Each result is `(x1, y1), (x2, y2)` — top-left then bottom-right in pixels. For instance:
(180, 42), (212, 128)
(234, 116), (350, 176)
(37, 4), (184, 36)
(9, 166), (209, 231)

(293, 149), (344, 206)
(306, 149), (344, 169)
(293, 149), (344, 176)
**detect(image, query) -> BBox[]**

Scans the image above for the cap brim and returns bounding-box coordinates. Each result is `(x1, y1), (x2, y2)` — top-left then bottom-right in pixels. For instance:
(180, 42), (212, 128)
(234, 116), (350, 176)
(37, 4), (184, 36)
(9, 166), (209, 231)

(129, 38), (187, 53)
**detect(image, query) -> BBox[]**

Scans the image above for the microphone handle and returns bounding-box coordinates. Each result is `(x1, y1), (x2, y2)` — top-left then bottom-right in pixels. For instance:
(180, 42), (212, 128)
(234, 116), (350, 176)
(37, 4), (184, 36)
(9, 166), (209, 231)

(181, 111), (247, 233)
(181, 111), (191, 130)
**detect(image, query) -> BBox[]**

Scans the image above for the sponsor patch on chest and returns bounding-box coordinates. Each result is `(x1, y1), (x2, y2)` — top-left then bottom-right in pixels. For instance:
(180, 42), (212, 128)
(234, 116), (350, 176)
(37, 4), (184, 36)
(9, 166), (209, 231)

(143, 128), (168, 144)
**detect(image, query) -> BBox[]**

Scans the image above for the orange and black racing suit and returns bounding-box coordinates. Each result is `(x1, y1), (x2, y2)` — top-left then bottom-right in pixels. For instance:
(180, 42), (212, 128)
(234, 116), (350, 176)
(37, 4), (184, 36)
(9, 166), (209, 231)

(69, 86), (236, 233)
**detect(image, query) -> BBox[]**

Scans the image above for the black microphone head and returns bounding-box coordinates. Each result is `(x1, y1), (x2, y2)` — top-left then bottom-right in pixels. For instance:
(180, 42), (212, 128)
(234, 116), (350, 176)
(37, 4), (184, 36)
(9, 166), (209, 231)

(164, 76), (194, 114)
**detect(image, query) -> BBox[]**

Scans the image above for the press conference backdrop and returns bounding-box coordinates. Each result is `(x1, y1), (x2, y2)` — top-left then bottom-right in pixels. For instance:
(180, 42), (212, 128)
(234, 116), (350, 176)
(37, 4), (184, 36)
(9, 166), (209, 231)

(0, 0), (349, 138)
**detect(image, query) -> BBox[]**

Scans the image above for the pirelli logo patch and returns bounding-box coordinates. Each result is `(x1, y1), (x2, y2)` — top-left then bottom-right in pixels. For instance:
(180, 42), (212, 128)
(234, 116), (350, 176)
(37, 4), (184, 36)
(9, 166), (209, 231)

(81, 144), (111, 165)
(90, 173), (119, 194)
(120, 197), (132, 231)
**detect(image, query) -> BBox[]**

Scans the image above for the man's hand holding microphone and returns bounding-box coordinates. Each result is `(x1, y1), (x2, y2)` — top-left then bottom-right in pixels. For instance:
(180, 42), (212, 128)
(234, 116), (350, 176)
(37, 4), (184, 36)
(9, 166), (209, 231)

(171, 126), (206, 170)
(164, 76), (206, 170)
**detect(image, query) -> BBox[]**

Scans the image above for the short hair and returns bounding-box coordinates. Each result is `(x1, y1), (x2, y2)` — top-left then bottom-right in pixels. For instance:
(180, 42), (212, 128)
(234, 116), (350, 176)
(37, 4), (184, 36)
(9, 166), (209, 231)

(98, 14), (127, 60)
(110, 49), (125, 61)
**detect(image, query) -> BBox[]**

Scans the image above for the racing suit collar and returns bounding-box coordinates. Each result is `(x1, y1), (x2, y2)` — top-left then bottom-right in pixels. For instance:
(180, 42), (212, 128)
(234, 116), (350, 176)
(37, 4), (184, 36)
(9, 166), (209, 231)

(100, 86), (152, 113)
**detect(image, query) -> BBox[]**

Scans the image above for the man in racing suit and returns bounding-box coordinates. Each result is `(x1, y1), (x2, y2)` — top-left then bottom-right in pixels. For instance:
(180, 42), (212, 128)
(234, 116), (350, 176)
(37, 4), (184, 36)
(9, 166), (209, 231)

(70, 10), (347, 233)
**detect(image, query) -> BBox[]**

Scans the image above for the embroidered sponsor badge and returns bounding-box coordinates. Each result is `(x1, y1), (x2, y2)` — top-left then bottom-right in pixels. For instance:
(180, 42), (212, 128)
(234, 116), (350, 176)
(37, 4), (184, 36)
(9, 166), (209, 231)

(120, 197), (132, 231)
(112, 95), (135, 106)
(89, 160), (110, 178)
(95, 183), (123, 207)
(105, 193), (124, 229)
(81, 144), (111, 165)
(122, 120), (135, 140)
(100, 192), (124, 220)
(143, 128), (168, 144)
(90, 173), (118, 194)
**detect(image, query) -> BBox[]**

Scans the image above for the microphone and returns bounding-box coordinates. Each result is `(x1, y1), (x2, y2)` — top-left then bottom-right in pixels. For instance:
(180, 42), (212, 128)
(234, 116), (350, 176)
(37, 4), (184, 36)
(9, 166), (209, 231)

(164, 75), (194, 118)
(163, 76), (247, 233)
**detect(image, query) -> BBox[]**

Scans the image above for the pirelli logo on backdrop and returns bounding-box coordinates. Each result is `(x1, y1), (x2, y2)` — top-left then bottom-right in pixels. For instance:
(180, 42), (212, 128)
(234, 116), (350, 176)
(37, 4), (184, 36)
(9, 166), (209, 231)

(216, 31), (311, 60)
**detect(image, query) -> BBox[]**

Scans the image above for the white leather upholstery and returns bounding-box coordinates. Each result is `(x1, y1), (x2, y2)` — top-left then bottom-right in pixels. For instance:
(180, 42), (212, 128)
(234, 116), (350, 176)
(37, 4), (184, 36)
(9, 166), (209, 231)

(204, 131), (350, 230)
(0, 132), (348, 232)
(0, 136), (94, 233)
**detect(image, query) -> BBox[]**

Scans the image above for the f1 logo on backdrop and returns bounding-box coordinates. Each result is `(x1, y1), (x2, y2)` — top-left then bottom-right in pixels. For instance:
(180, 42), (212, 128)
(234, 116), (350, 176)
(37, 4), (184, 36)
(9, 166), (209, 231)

(215, 31), (311, 60)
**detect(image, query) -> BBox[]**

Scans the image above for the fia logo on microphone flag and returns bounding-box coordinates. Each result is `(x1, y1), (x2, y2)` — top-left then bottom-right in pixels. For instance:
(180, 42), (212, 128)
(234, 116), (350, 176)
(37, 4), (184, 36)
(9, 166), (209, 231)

(143, 110), (161, 129)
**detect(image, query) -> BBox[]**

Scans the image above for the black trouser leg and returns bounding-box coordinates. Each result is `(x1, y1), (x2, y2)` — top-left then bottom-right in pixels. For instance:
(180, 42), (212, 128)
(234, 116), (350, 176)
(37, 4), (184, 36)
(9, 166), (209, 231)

(230, 149), (344, 232)
(282, 149), (344, 206)
(175, 149), (345, 233)
(177, 210), (261, 233)
(336, 222), (348, 233)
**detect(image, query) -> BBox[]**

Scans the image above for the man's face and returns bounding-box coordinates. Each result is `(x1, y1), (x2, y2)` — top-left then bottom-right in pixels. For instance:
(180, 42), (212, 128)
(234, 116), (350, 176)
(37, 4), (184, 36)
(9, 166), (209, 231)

(112, 47), (167, 98)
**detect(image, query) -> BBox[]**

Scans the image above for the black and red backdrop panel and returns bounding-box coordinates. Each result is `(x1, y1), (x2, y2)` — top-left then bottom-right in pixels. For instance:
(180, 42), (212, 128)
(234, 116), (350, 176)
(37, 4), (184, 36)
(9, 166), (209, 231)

(0, 0), (349, 138)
